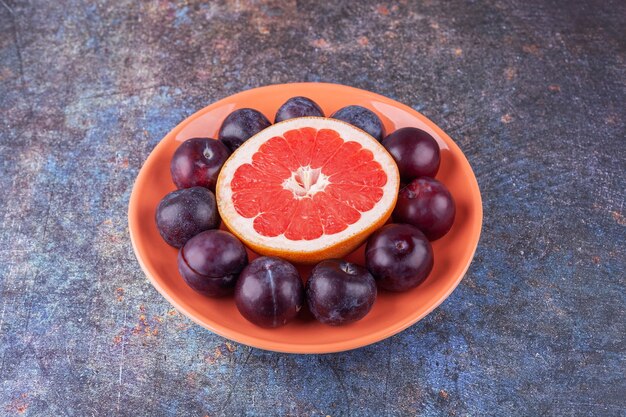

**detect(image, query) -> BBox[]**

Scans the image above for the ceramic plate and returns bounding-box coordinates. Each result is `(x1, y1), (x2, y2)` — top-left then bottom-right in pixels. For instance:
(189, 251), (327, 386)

(128, 83), (482, 353)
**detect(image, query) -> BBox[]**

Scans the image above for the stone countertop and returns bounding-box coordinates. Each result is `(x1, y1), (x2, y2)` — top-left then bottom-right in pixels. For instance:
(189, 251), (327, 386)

(0, 0), (624, 416)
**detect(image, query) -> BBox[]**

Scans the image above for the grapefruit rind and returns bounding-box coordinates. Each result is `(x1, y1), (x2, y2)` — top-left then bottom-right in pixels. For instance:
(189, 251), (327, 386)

(216, 117), (400, 264)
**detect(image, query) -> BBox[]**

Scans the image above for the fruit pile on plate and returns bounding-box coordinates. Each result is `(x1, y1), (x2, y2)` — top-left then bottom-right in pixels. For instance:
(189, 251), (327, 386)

(155, 97), (456, 328)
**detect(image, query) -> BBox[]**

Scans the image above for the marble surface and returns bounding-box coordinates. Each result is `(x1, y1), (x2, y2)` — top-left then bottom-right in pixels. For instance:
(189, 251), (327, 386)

(0, 0), (624, 415)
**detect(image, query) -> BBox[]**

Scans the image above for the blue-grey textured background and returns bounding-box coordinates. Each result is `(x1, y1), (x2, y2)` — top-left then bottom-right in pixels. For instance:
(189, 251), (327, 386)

(1, 0), (624, 416)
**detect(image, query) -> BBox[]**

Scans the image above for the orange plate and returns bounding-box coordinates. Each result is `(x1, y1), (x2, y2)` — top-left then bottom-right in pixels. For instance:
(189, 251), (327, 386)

(128, 83), (482, 354)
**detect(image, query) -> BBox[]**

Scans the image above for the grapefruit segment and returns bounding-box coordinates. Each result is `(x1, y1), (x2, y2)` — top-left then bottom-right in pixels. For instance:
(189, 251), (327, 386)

(230, 164), (282, 191)
(217, 117), (400, 264)
(312, 191), (361, 234)
(257, 136), (301, 171)
(320, 141), (362, 176)
(284, 198), (324, 241)
(325, 183), (383, 212)
(325, 149), (375, 176)
(331, 161), (388, 186)
(251, 150), (292, 179)
(252, 195), (298, 237)
(231, 186), (284, 217)
(284, 127), (317, 166)
(310, 129), (344, 168)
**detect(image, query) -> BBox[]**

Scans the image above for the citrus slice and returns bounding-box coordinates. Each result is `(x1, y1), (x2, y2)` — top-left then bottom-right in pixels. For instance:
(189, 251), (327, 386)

(216, 117), (400, 264)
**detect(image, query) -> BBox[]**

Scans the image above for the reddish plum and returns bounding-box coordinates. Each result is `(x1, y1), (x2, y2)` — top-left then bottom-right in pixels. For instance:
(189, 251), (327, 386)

(331, 105), (385, 142)
(306, 259), (377, 326)
(275, 96), (324, 122)
(382, 127), (440, 181)
(218, 108), (271, 151)
(155, 187), (219, 248)
(365, 224), (434, 292)
(178, 230), (248, 297)
(170, 138), (230, 191)
(235, 257), (304, 328)
(394, 177), (456, 240)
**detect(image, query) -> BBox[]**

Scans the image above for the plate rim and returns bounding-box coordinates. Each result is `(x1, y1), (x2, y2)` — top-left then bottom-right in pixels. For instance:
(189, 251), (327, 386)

(128, 82), (483, 354)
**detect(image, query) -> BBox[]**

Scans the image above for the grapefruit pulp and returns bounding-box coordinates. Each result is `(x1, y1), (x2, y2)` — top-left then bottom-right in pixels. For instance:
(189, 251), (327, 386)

(216, 117), (400, 264)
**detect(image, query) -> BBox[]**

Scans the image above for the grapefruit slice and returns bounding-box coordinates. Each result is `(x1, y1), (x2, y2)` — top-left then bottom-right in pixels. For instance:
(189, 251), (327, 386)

(216, 117), (400, 264)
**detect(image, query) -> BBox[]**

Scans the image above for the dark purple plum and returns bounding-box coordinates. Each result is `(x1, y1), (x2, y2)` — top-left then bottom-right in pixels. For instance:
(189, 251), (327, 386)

(365, 224), (434, 292)
(170, 138), (230, 191)
(235, 257), (303, 328)
(306, 259), (377, 326)
(178, 230), (248, 297)
(155, 187), (219, 248)
(331, 105), (385, 142)
(394, 177), (456, 240)
(218, 108), (271, 152)
(274, 96), (324, 122)
(382, 127), (440, 181)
